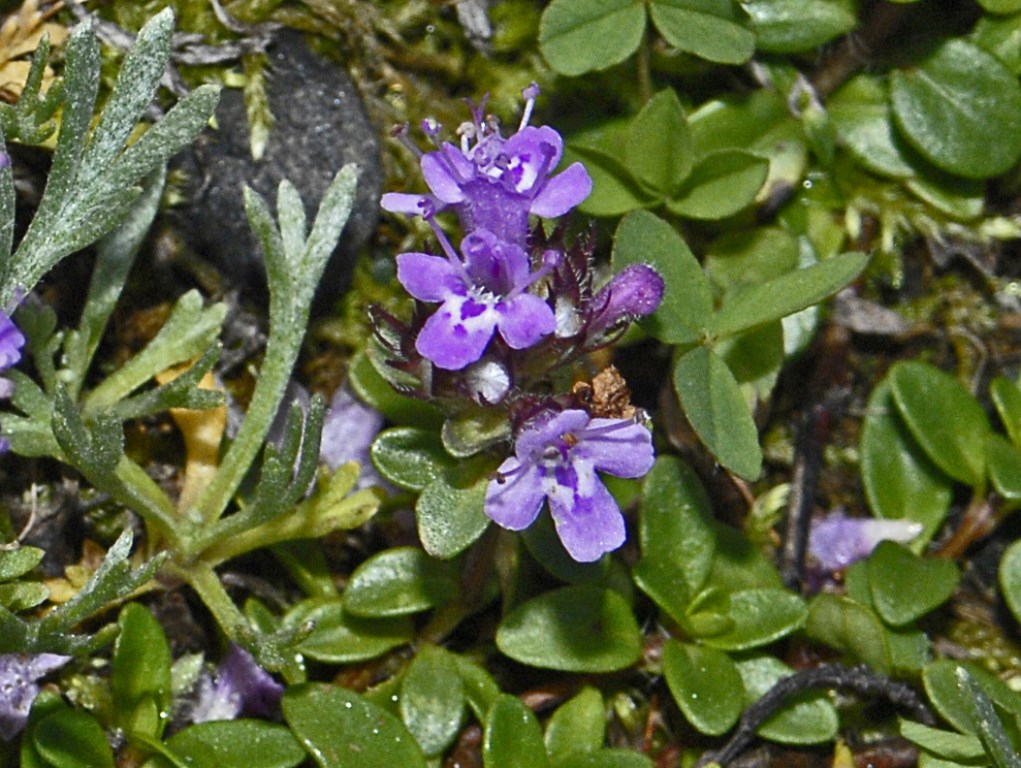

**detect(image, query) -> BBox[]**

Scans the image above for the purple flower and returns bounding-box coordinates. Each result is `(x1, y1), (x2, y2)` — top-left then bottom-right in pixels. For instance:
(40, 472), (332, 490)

(320, 386), (386, 489)
(381, 85), (592, 246)
(190, 645), (283, 723)
(0, 653), (70, 740)
(809, 511), (922, 572)
(485, 409), (654, 562)
(398, 227), (557, 370)
(586, 264), (665, 339)
(0, 309), (25, 453)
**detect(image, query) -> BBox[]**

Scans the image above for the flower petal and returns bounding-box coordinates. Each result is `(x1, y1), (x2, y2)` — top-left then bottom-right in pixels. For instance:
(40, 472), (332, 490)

(397, 253), (462, 302)
(504, 126), (564, 190)
(381, 192), (430, 216)
(515, 410), (589, 461)
(530, 162), (593, 218)
(496, 293), (556, 349)
(548, 472), (626, 562)
(415, 298), (496, 370)
(573, 419), (655, 478)
(422, 145), (471, 203)
(485, 457), (545, 530)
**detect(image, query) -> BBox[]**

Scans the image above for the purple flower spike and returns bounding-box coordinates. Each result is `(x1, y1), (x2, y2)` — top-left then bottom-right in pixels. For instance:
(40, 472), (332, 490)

(588, 264), (665, 337)
(485, 409), (654, 562)
(398, 228), (557, 370)
(191, 645), (283, 723)
(809, 511), (923, 573)
(382, 86), (592, 246)
(0, 653), (70, 740)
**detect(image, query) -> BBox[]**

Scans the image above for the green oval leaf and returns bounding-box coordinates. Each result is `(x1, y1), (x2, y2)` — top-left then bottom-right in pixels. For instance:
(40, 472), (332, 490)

(867, 541), (959, 626)
(673, 346), (762, 480)
(699, 588), (807, 650)
(734, 656), (839, 744)
(999, 538), (1021, 627)
(282, 684), (426, 768)
(648, 0), (754, 64)
(483, 695), (549, 768)
(416, 460), (493, 559)
(33, 710), (114, 768)
(987, 433), (1021, 501)
(890, 39), (1021, 178)
(344, 547), (457, 618)
(889, 361), (991, 487)
(165, 721), (305, 768)
(663, 640), (743, 735)
(496, 585), (642, 672)
(112, 603), (172, 737)
(923, 660), (1021, 736)
(544, 687), (605, 761)
(666, 150), (768, 219)
(400, 646), (465, 757)
(370, 428), (452, 492)
(992, 376), (1021, 447)
(805, 594), (891, 674)
(625, 89), (693, 196)
(286, 598), (413, 664)
(611, 210), (712, 344)
(538, 0), (646, 76)
(0, 546), (44, 582)
(744, 0), (855, 53)
(828, 75), (916, 179)
(860, 380), (953, 546)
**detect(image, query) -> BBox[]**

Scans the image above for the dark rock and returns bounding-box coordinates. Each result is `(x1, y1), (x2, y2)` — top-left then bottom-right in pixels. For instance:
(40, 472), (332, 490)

(174, 30), (382, 307)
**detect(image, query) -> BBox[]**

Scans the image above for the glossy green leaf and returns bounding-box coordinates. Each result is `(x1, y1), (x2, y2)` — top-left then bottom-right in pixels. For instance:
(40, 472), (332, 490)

(165, 721), (305, 768)
(924, 660), (1021, 739)
(987, 434), (1021, 501)
(734, 656), (839, 744)
(348, 351), (443, 429)
(707, 522), (784, 592)
(999, 538), (1021, 626)
(867, 541), (959, 626)
(111, 603), (172, 738)
(454, 656), (501, 722)
(666, 150), (768, 219)
(648, 0), (755, 64)
(611, 210), (712, 344)
(496, 586), (642, 672)
(899, 720), (986, 763)
(442, 410), (511, 459)
(282, 684), (426, 768)
(33, 710), (114, 768)
(0, 546), (44, 582)
(861, 380), (954, 546)
(699, 589), (807, 650)
(286, 598), (413, 663)
(416, 460), (493, 559)
(662, 640), (743, 735)
(889, 361), (991, 487)
(567, 122), (655, 217)
(538, 0), (645, 76)
(544, 687), (605, 761)
(709, 251), (868, 338)
(483, 694), (549, 768)
(400, 646), (465, 757)
(904, 165), (985, 221)
(555, 751), (654, 768)
(744, 0), (855, 53)
(705, 227), (799, 292)
(992, 376), (1021, 448)
(806, 594), (891, 673)
(972, 14), (1021, 76)
(956, 667), (1021, 768)
(828, 75), (916, 178)
(716, 322), (784, 385)
(625, 89), (693, 196)
(673, 346), (762, 480)
(890, 39), (1021, 178)
(344, 547), (457, 618)
(370, 428), (453, 492)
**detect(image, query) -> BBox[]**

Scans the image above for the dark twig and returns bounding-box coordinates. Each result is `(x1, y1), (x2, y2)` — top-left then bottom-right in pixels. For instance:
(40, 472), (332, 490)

(780, 402), (829, 592)
(695, 664), (935, 768)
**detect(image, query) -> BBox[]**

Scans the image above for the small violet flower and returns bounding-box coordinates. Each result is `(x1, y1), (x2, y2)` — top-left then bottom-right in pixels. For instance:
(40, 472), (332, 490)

(320, 385), (386, 489)
(586, 264), (665, 339)
(485, 409), (654, 562)
(0, 309), (25, 452)
(0, 653), (70, 740)
(398, 227), (557, 370)
(809, 511), (923, 573)
(190, 645), (283, 724)
(382, 84), (592, 246)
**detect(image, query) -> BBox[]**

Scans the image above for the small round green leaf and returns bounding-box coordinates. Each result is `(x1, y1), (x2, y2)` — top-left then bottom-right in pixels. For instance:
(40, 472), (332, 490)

(611, 210), (712, 344)
(625, 89), (694, 196)
(0, 546), (44, 582)
(673, 346), (762, 480)
(286, 598), (413, 663)
(442, 410), (511, 458)
(666, 150), (768, 219)
(889, 361), (991, 487)
(544, 687), (605, 761)
(496, 585), (642, 672)
(744, 0), (855, 53)
(699, 588), (807, 651)
(860, 380), (953, 546)
(890, 39), (1021, 178)
(923, 660), (1021, 735)
(33, 710), (114, 768)
(165, 721), (305, 768)
(992, 376), (1021, 447)
(344, 547), (457, 618)
(999, 538), (1021, 626)
(112, 603), (172, 734)
(483, 695), (549, 768)
(416, 461), (493, 559)
(903, 165), (985, 221)
(972, 14), (1021, 76)
(734, 656), (839, 744)
(370, 428), (452, 492)
(806, 594), (891, 674)
(663, 640), (743, 735)
(399, 646), (465, 757)
(648, 0), (754, 64)
(828, 75), (916, 178)
(283, 684), (426, 768)
(539, 0), (646, 76)
(705, 227), (800, 292)
(987, 433), (1021, 501)
(867, 541), (959, 626)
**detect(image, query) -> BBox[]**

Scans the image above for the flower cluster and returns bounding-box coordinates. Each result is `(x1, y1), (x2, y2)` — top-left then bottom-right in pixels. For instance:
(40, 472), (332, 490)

(377, 87), (664, 561)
